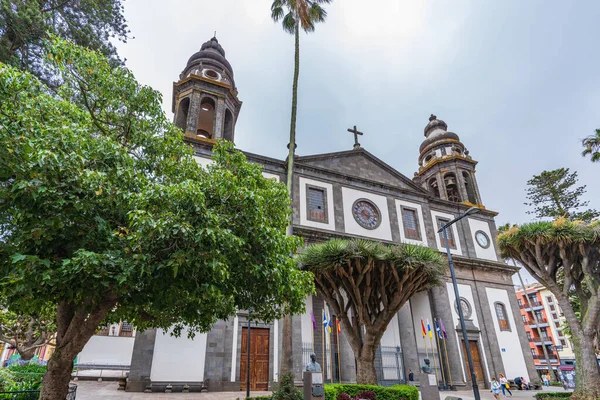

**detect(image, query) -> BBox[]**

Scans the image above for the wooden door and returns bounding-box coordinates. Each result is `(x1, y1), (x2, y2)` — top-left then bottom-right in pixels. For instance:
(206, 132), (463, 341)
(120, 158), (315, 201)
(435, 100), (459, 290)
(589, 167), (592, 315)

(461, 340), (485, 384)
(240, 328), (270, 391)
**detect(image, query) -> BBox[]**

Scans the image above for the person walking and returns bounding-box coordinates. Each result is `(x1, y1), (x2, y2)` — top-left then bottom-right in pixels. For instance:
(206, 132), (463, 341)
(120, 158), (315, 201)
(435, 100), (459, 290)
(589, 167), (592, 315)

(499, 373), (512, 397)
(408, 369), (414, 382)
(491, 377), (502, 400)
(543, 373), (550, 387)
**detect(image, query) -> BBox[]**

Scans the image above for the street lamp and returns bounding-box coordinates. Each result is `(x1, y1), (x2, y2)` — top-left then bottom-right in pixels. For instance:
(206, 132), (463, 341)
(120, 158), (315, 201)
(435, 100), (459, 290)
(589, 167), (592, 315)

(437, 206), (481, 400)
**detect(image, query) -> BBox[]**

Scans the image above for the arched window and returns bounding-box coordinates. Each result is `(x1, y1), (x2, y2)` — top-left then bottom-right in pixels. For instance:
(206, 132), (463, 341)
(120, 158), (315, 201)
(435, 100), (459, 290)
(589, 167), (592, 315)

(494, 302), (511, 331)
(175, 97), (190, 131)
(223, 109), (234, 141)
(428, 177), (440, 198)
(196, 97), (216, 139)
(444, 173), (462, 202)
(462, 171), (477, 204)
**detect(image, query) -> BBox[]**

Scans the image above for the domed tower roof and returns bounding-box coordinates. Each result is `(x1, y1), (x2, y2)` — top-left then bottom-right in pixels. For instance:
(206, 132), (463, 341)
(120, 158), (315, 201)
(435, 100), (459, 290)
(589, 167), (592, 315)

(419, 114), (460, 153)
(182, 37), (236, 88)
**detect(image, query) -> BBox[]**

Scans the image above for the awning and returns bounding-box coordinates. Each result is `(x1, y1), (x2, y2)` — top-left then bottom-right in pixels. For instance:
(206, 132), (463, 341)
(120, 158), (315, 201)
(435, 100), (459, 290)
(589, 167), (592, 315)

(559, 366), (574, 371)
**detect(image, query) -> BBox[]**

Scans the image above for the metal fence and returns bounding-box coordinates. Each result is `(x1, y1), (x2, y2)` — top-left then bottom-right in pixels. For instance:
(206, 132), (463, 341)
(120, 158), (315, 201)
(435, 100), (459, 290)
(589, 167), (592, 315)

(0, 384), (78, 400)
(375, 346), (405, 386)
(302, 342), (341, 383)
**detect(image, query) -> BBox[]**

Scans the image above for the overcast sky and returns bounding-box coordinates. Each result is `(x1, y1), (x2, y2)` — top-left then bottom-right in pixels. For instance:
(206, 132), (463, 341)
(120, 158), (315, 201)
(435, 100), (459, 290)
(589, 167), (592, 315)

(115, 0), (599, 231)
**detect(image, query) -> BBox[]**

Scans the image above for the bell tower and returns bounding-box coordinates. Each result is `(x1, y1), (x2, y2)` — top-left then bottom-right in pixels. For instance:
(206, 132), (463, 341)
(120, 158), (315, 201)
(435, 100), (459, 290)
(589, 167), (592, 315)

(172, 37), (242, 143)
(413, 115), (483, 206)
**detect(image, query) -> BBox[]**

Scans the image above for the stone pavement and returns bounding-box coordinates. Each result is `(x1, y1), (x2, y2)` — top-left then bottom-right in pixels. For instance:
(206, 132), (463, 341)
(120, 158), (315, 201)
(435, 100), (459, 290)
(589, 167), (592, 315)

(75, 381), (570, 400)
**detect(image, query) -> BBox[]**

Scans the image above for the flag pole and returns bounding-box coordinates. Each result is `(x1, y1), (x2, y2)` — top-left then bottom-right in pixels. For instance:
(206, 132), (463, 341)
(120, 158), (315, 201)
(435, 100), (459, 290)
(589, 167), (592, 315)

(434, 318), (446, 388)
(442, 333), (453, 387)
(429, 331), (440, 384)
(322, 310), (326, 381)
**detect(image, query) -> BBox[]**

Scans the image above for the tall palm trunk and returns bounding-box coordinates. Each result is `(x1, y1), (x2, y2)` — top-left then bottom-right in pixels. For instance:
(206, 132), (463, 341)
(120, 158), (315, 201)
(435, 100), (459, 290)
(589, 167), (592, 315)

(280, 24), (301, 377)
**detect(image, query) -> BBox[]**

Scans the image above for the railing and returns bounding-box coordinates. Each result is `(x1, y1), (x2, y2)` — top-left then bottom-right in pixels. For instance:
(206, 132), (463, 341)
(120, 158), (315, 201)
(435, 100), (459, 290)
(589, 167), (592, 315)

(376, 346), (405, 386)
(528, 318), (548, 325)
(0, 384), (76, 400)
(521, 301), (543, 309)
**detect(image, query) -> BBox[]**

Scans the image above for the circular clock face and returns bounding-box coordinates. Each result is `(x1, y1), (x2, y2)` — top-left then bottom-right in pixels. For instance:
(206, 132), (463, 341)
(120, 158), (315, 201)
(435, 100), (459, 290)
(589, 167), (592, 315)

(455, 297), (472, 319)
(352, 199), (381, 230)
(475, 230), (491, 248)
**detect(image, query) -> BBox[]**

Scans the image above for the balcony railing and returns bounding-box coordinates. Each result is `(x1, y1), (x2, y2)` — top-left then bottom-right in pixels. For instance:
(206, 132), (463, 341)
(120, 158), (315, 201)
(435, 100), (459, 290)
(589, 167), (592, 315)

(528, 318), (548, 325)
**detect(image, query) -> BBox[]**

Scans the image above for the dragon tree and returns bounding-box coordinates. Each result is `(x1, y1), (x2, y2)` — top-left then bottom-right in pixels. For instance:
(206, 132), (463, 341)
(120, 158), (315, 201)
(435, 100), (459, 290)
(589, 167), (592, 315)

(298, 239), (444, 384)
(498, 219), (600, 400)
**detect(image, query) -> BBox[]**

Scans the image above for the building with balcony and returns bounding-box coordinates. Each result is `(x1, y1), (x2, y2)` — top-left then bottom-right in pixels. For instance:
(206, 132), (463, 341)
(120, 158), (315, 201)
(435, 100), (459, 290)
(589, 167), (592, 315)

(516, 283), (575, 380)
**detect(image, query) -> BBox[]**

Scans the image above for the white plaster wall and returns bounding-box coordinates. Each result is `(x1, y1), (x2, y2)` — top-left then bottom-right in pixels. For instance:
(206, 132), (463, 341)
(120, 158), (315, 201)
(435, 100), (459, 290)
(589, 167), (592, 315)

(467, 218), (497, 261)
(341, 187), (392, 241)
(230, 315), (239, 382)
(485, 288), (530, 380)
(150, 328), (208, 382)
(395, 199), (428, 246)
(431, 210), (463, 255)
(77, 336), (134, 365)
(193, 155), (212, 168)
(299, 177), (336, 231)
(445, 282), (491, 382)
(273, 319), (279, 382)
(381, 314), (401, 348)
(410, 291), (434, 355)
(301, 296), (315, 347)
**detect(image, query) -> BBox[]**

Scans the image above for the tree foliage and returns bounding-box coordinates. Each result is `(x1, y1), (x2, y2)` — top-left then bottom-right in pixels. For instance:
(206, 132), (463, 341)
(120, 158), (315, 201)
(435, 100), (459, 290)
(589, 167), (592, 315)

(0, 0), (128, 82)
(0, 307), (56, 361)
(582, 129), (600, 163)
(498, 219), (600, 400)
(0, 37), (313, 400)
(525, 168), (599, 222)
(298, 239), (444, 384)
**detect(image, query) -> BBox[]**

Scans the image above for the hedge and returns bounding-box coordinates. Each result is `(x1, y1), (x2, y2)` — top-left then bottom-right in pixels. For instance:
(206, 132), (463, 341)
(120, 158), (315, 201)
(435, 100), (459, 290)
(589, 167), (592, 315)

(324, 384), (418, 400)
(240, 397), (272, 400)
(534, 392), (572, 400)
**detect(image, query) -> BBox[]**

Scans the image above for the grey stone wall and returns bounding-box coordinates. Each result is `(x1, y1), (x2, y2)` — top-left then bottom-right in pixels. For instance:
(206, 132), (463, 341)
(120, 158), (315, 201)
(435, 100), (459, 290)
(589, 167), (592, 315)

(127, 329), (157, 392)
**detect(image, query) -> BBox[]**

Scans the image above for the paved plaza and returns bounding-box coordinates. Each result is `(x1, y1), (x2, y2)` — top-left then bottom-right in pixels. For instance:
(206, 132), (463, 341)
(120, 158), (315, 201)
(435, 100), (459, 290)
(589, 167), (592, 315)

(75, 380), (570, 400)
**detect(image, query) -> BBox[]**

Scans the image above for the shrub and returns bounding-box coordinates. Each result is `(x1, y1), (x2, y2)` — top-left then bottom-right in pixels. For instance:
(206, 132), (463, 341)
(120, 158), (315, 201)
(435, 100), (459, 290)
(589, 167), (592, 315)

(0, 369), (15, 391)
(273, 373), (302, 400)
(549, 382), (563, 387)
(337, 393), (352, 400)
(535, 392), (572, 400)
(5, 363), (46, 391)
(325, 384), (418, 400)
(358, 391), (376, 400)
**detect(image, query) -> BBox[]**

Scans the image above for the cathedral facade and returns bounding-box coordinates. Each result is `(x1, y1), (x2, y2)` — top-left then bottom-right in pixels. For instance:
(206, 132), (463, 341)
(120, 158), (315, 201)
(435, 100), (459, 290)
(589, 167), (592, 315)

(126, 37), (538, 392)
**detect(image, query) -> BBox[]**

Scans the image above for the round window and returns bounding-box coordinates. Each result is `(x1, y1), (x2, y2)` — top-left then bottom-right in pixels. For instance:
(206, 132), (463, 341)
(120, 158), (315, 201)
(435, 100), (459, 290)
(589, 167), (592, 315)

(454, 297), (472, 319)
(352, 199), (381, 230)
(205, 69), (219, 79)
(475, 230), (491, 249)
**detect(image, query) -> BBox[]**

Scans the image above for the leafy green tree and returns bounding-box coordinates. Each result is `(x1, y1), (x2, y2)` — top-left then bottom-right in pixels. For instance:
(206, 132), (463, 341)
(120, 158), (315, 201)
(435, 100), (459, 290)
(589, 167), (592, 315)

(298, 239), (444, 384)
(582, 129), (600, 163)
(0, 0), (128, 82)
(525, 168), (599, 222)
(0, 307), (56, 361)
(498, 219), (600, 400)
(271, 0), (332, 376)
(0, 37), (313, 400)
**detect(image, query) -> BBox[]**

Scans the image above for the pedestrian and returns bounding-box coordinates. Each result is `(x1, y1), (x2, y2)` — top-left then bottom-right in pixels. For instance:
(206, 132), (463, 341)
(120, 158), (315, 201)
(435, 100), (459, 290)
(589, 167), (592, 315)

(491, 377), (502, 400)
(408, 369), (414, 382)
(514, 376), (523, 390)
(521, 376), (530, 390)
(543, 373), (550, 387)
(499, 373), (512, 397)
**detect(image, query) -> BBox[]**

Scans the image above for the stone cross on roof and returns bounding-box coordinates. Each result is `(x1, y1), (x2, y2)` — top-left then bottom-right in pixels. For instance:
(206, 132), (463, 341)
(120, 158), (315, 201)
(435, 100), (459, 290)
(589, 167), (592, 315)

(347, 125), (363, 149)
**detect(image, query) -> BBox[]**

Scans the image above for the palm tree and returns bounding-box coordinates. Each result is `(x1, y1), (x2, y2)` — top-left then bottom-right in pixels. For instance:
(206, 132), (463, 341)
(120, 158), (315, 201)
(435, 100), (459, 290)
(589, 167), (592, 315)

(270, 0), (332, 377)
(582, 129), (600, 162)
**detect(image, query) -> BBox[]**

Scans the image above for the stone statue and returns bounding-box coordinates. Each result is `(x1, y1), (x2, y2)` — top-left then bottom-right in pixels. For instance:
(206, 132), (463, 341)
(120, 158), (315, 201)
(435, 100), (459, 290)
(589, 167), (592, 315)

(421, 357), (432, 374)
(306, 353), (322, 373)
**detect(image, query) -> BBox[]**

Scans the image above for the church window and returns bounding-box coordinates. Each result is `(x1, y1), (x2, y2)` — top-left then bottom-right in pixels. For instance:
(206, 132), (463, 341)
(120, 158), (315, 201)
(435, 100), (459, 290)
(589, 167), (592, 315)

(494, 302), (511, 331)
(307, 186), (327, 223)
(462, 171), (478, 204)
(444, 173), (461, 202)
(119, 321), (134, 337)
(436, 217), (456, 249)
(175, 97), (190, 131)
(428, 177), (440, 198)
(205, 69), (219, 79)
(196, 97), (216, 139)
(401, 207), (421, 240)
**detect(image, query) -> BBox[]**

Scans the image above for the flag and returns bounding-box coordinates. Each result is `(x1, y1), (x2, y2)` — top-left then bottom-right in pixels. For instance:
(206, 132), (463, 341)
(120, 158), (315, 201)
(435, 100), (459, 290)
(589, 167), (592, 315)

(323, 310), (328, 328)
(427, 318), (433, 339)
(420, 319), (427, 338)
(310, 311), (316, 331)
(328, 319), (332, 334)
(435, 318), (443, 339)
(439, 318), (447, 339)
(337, 320), (341, 334)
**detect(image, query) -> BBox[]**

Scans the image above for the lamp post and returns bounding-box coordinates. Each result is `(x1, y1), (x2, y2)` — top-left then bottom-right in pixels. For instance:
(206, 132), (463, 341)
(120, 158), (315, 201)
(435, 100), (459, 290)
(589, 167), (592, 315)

(437, 206), (481, 400)
(246, 308), (252, 399)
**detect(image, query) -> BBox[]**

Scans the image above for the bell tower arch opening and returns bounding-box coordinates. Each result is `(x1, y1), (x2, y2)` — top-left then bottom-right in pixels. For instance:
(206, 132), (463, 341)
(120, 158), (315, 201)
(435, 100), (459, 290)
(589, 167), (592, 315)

(462, 170), (478, 204)
(175, 97), (190, 131)
(444, 173), (462, 202)
(223, 109), (234, 141)
(196, 97), (216, 139)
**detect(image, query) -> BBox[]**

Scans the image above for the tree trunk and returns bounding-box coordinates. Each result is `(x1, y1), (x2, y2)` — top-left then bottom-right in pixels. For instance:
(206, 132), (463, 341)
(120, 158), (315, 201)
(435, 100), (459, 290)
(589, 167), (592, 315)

(39, 348), (76, 400)
(280, 23), (301, 378)
(17, 347), (36, 361)
(356, 346), (378, 384)
(571, 330), (600, 400)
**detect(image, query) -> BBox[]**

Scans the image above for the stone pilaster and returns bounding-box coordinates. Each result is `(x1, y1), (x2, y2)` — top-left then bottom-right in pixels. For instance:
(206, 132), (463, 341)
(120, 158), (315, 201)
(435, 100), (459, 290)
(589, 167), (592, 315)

(185, 91), (202, 135)
(213, 97), (225, 140)
(292, 313), (304, 381)
(397, 303), (419, 379)
(127, 329), (157, 392)
(472, 282), (503, 380)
